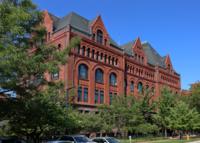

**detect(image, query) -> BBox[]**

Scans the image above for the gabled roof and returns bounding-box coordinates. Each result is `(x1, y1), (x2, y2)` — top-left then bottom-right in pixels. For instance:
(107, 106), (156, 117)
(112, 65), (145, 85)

(120, 41), (135, 56)
(142, 42), (166, 68)
(53, 12), (90, 33)
(49, 11), (120, 50)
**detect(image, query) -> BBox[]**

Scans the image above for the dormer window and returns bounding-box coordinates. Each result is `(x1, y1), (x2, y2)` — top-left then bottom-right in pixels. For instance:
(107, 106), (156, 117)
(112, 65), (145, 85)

(97, 29), (103, 44)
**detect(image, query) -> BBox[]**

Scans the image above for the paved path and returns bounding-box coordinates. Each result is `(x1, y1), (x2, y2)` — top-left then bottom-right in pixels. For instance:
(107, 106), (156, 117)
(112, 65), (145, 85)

(188, 141), (200, 143)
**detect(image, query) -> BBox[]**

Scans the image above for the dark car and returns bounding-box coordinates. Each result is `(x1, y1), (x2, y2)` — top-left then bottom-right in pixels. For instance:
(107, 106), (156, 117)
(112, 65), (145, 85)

(92, 137), (120, 143)
(47, 141), (73, 143)
(0, 137), (26, 143)
(59, 135), (95, 143)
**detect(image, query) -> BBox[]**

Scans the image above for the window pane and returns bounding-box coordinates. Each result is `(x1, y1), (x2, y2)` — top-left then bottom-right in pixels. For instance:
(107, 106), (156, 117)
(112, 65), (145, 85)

(78, 86), (82, 102)
(130, 81), (134, 92)
(95, 69), (103, 83)
(95, 89), (99, 104)
(110, 73), (117, 86)
(97, 30), (103, 44)
(100, 90), (104, 104)
(138, 82), (143, 93)
(51, 71), (59, 80)
(109, 92), (112, 105)
(79, 64), (88, 80)
(84, 87), (88, 102)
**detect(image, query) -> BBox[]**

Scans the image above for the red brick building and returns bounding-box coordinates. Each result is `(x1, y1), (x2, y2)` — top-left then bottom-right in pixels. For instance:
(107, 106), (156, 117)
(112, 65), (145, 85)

(43, 11), (181, 111)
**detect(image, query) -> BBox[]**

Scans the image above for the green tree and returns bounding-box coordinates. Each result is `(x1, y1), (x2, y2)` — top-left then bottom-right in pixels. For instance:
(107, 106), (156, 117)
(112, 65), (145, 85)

(188, 82), (200, 113)
(154, 88), (177, 137)
(168, 101), (200, 137)
(0, 0), (80, 142)
(99, 92), (158, 137)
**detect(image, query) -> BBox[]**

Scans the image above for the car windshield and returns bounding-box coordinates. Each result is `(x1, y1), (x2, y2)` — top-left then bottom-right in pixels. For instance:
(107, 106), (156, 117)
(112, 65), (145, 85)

(74, 136), (90, 142)
(105, 137), (119, 143)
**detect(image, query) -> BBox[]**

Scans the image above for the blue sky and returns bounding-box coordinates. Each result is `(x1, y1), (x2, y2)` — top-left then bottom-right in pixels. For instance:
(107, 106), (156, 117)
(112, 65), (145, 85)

(32, 0), (200, 90)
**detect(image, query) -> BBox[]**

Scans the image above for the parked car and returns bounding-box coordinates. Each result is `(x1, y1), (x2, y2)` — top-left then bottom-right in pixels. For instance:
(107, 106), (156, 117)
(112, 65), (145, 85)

(92, 137), (120, 143)
(57, 135), (95, 143)
(0, 137), (26, 143)
(47, 141), (73, 143)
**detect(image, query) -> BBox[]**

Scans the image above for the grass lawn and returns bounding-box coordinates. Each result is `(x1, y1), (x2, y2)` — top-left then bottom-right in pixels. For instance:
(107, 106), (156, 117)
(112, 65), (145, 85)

(120, 136), (200, 143)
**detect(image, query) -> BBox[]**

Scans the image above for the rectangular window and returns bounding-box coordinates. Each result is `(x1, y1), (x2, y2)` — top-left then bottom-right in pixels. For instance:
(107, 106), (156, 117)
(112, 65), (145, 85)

(83, 87), (88, 102)
(77, 86), (82, 102)
(100, 90), (104, 104)
(109, 92), (112, 105)
(51, 71), (59, 80)
(95, 89), (99, 104)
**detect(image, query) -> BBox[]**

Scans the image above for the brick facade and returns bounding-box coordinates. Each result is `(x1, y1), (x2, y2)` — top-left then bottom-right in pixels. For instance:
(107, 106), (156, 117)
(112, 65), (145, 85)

(43, 11), (181, 111)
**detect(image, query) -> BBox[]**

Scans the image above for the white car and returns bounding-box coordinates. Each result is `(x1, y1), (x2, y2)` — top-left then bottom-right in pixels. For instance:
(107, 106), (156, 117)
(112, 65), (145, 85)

(92, 137), (120, 143)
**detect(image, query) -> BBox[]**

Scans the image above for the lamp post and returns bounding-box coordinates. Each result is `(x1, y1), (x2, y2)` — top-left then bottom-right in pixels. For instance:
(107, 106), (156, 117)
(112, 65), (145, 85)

(66, 86), (75, 108)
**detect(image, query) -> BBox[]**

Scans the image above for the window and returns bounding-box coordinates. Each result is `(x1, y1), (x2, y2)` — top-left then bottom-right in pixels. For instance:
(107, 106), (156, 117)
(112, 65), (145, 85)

(108, 56), (111, 64)
(58, 44), (61, 50)
(77, 44), (80, 54)
(95, 89), (99, 104)
(112, 57), (115, 65)
(95, 68), (104, 83)
(100, 90), (104, 104)
(142, 57), (144, 63)
(78, 64), (88, 80)
(82, 46), (85, 56)
(109, 92), (112, 105)
(97, 29), (103, 44)
(104, 54), (107, 63)
(51, 71), (59, 80)
(83, 87), (88, 102)
(110, 73), (117, 86)
(138, 82), (143, 93)
(115, 59), (118, 66)
(130, 81), (134, 92)
(96, 51), (99, 60)
(92, 33), (95, 41)
(86, 48), (90, 57)
(48, 32), (51, 40)
(77, 86), (82, 102)
(100, 53), (103, 60)
(92, 49), (95, 59)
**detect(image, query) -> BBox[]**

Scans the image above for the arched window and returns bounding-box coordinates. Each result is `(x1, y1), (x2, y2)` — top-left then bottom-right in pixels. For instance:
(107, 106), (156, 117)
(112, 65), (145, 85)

(96, 51), (99, 60)
(86, 48), (90, 57)
(78, 64), (88, 80)
(138, 82), (143, 93)
(95, 68), (104, 83)
(58, 44), (61, 50)
(112, 57), (115, 65)
(109, 73), (117, 86)
(97, 29), (103, 44)
(82, 46), (85, 56)
(130, 81), (134, 92)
